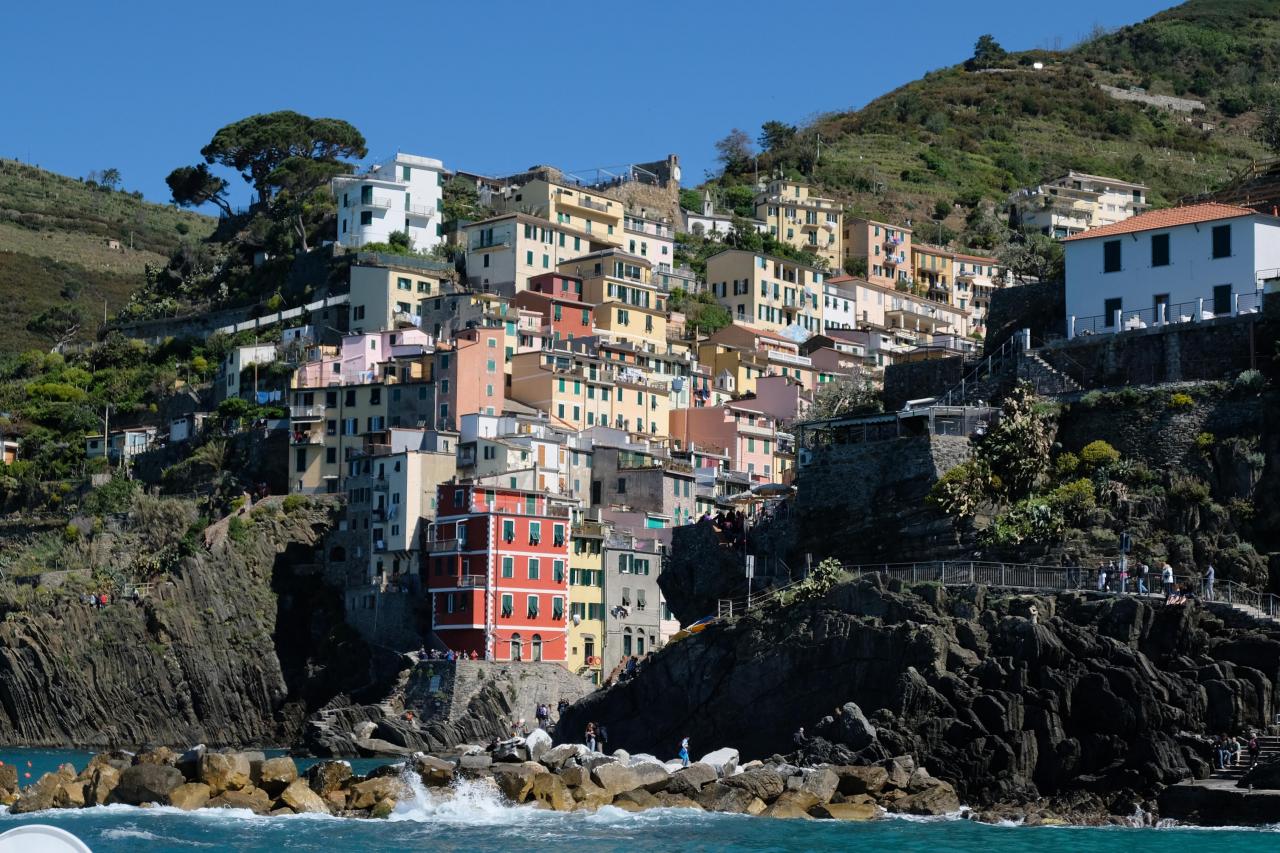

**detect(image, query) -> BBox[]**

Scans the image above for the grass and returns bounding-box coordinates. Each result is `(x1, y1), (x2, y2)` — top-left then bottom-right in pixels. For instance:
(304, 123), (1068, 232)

(0, 158), (216, 354)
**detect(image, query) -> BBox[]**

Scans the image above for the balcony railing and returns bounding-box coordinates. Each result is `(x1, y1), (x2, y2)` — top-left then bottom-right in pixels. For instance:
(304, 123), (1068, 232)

(289, 405), (325, 421)
(356, 197), (392, 209)
(561, 192), (610, 213)
(456, 574), (486, 588)
(425, 538), (460, 553)
(289, 431), (324, 445)
(405, 204), (436, 218)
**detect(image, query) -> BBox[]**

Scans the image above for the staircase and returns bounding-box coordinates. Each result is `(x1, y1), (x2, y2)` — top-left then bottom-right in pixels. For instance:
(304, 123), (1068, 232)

(938, 332), (1024, 407)
(1211, 735), (1280, 781)
(1017, 350), (1083, 395)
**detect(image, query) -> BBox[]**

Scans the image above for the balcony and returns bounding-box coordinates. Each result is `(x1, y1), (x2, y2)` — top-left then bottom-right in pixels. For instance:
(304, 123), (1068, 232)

(558, 191), (611, 214)
(290, 430), (324, 446)
(405, 204), (436, 219)
(425, 538), (461, 553)
(289, 405), (325, 422)
(456, 574), (486, 588)
(356, 197), (392, 209)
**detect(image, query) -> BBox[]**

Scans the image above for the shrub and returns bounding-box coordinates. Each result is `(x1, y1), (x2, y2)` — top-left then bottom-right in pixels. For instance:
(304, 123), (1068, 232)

(1080, 440), (1121, 470)
(1053, 452), (1080, 479)
(229, 495), (246, 512)
(1079, 390), (1105, 409)
(82, 474), (138, 516)
(1195, 431), (1215, 451)
(1169, 477), (1211, 505)
(1168, 392), (1195, 409)
(927, 460), (990, 517)
(281, 494), (308, 514)
(227, 515), (250, 544)
(1233, 369), (1266, 394)
(63, 523), (80, 543)
(1046, 478), (1096, 524)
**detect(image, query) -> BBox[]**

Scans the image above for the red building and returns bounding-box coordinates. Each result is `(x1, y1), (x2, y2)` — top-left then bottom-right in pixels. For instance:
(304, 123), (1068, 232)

(515, 273), (593, 345)
(425, 483), (572, 662)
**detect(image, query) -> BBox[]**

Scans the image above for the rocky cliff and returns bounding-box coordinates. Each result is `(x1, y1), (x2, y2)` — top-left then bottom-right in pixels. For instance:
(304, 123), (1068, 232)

(561, 576), (1280, 816)
(0, 500), (371, 748)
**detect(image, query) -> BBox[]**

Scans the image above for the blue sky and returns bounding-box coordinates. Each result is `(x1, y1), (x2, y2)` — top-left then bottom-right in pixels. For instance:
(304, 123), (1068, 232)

(2, 0), (1174, 210)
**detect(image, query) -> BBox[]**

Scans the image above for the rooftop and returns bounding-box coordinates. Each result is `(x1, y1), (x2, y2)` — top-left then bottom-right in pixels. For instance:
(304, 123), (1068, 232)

(1061, 202), (1257, 242)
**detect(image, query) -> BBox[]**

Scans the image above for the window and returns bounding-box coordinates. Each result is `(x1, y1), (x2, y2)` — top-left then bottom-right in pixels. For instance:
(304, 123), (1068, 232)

(502, 519), (515, 542)
(501, 593), (513, 617)
(1103, 240), (1121, 273)
(1151, 234), (1170, 267)
(1212, 224), (1231, 259)
(529, 521), (541, 545)
(617, 477), (626, 494)
(553, 524), (565, 546)
(360, 211), (372, 226)
(553, 596), (564, 619)
(553, 559), (565, 583)
(1213, 284), (1232, 315)
(501, 556), (514, 578)
(527, 594), (539, 618)
(397, 277), (412, 291)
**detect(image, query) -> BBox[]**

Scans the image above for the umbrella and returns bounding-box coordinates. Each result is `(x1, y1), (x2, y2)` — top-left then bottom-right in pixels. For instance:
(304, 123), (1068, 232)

(751, 482), (795, 497)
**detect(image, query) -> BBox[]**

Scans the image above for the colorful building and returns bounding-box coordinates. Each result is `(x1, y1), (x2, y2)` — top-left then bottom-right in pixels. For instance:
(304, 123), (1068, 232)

(753, 179), (843, 268)
(348, 255), (454, 335)
(669, 402), (780, 483)
(843, 217), (912, 289)
(705, 249), (825, 338)
(425, 484), (573, 662)
(493, 179), (625, 248)
(333, 153), (446, 253)
(462, 212), (603, 295)
(568, 517), (607, 682)
(513, 273), (594, 345)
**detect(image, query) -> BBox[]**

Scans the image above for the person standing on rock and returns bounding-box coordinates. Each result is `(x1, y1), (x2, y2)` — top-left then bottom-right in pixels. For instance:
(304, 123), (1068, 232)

(1162, 561), (1175, 598)
(1204, 563), (1215, 601)
(679, 736), (690, 768)
(584, 722), (597, 752)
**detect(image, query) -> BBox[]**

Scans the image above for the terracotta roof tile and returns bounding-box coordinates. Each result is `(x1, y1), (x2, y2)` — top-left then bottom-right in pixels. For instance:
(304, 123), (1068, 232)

(1061, 202), (1256, 242)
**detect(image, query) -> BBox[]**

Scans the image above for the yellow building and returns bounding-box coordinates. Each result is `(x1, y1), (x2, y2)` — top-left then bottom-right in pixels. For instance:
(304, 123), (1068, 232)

(494, 179), (625, 248)
(569, 519), (607, 683)
(753, 179), (843, 268)
(705, 249), (825, 337)
(696, 324), (817, 395)
(558, 249), (669, 353)
(508, 348), (671, 439)
(912, 244), (953, 304)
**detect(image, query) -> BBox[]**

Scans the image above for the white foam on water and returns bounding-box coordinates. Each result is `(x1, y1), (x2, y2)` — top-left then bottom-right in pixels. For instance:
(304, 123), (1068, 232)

(389, 773), (548, 825)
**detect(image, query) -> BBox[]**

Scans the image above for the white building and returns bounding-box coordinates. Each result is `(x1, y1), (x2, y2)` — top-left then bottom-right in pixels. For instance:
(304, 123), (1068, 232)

(1011, 171), (1148, 239)
(1063, 202), (1276, 337)
(219, 343), (278, 401)
(822, 281), (857, 331)
(333, 153), (446, 253)
(681, 190), (767, 238)
(623, 214), (675, 267)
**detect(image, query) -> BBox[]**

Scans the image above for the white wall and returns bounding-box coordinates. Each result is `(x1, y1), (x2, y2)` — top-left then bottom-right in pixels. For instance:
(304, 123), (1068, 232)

(1064, 215), (1273, 334)
(336, 154), (445, 253)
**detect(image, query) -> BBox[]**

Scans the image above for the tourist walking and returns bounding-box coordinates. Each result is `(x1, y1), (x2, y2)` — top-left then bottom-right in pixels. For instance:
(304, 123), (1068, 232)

(584, 722), (597, 752)
(1097, 563), (1108, 592)
(1161, 561), (1175, 597)
(679, 736), (690, 768)
(598, 724), (609, 754)
(1204, 563), (1215, 601)
(1138, 563), (1150, 595)
(1248, 733), (1261, 769)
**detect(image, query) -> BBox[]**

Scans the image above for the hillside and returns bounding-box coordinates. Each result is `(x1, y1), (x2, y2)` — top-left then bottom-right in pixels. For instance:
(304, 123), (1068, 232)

(0, 159), (216, 353)
(715, 0), (1276, 244)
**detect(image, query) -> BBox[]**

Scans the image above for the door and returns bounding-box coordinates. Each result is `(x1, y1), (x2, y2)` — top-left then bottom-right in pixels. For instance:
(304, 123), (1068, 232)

(1153, 293), (1169, 322)
(1213, 284), (1232, 315)
(510, 634), (522, 661)
(531, 634), (543, 662)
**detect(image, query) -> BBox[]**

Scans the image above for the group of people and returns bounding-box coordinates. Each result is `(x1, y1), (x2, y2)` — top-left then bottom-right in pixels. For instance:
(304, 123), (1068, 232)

(583, 721), (610, 753)
(1078, 560), (1217, 603)
(80, 592), (111, 608)
(700, 509), (749, 549)
(417, 647), (479, 661)
(1214, 732), (1261, 771)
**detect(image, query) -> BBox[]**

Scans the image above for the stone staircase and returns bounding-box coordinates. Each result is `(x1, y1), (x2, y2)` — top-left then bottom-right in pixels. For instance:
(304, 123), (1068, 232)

(1211, 735), (1280, 781)
(1017, 350), (1083, 395)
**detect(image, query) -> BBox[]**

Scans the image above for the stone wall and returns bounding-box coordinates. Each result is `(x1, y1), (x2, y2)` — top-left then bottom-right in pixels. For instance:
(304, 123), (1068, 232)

(1039, 314), (1263, 389)
(882, 356), (967, 410)
(985, 280), (1065, 353)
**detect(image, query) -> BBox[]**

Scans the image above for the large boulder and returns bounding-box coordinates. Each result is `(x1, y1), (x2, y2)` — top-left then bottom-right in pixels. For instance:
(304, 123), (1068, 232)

(53, 777), (87, 809)
(833, 765), (889, 796)
(569, 778), (613, 810)
(655, 791), (704, 810)
(629, 762), (671, 793)
(0, 762), (18, 796)
(591, 763), (641, 798)
(540, 743), (586, 771)
(169, 782), (212, 811)
(531, 771), (574, 811)
(666, 762), (718, 797)
(10, 772), (65, 814)
(525, 728), (553, 762)
(176, 745), (206, 780)
(888, 780), (960, 815)
(763, 791), (818, 818)
(135, 746), (178, 766)
(110, 764), (186, 806)
(695, 781), (756, 813)
(257, 757), (298, 797)
(410, 754), (456, 787)
(698, 748), (739, 778)
(200, 752), (251, 794)
(349, 776), (411, 811)
(208, 786), (273, 814)
(613, 788), (661, 811)
(457, 753), (493, 776)
(493, 762), (544, 803)
(812, 802), (883, 820)
(834, 703), (878, 750)
(86, 766), (121, 806)
(307, 760), (352, 796)
(793, 767), (839, 804)
(280, 778), (330, 814)
(722, 767), (785, 801)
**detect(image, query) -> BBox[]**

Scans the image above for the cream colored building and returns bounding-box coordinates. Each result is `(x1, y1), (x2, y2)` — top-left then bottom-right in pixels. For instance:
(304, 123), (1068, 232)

(753, 179), (843, 268)
(462, 212), (604, 295)
(705, 249), (825, 338)
(348, 256), (454, 335)
(558, 250), (669, 353)
(1010, 171), (1149, 239)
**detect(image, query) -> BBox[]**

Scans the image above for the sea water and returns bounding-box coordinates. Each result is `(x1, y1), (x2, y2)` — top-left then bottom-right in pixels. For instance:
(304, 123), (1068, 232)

(1, 750), (1277, 853)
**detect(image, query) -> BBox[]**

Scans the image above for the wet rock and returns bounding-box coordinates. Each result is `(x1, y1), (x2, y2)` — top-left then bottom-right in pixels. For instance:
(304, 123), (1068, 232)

(613, 788), (661, 811)
(525, 728), (552, 763)
(888, 780), (960, 815)
(280, 778), (330, 814)
(531, 771), (574, 811)
(53, 778), (87, 808)
(86, 765), (121, 806)
(812, 802), (882, 820)
(307, 760), (352, 796)
(0, 763), (18, 796)
(11, 772), (65, 814)
(654, 791), (704, 810)
(257, 757), (298, 797)
(765, 790), (822, 816)
(410, 754), (456, 787)
(629, 762), (671, 793)
(110, 763), (185, 805)
(540, 743), (585, 770)
(457, 753), (493, 776)
(833, 765), (889, 796)
(349, 776), (411, 810)
(200, 752), (251, 794)
(493, 762), (544, 803)
(569, 779), (613, 810)
(169, 782), (212, 811)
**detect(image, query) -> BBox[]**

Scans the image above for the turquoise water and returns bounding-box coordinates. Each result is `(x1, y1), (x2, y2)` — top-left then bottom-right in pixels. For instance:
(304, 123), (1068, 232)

(1, 750), (1277, 852)
(0, 748), (392, 786)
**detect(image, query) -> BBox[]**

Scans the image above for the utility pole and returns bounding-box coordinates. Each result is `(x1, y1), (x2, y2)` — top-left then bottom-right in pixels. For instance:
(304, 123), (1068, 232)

(102, 404), (111, 472)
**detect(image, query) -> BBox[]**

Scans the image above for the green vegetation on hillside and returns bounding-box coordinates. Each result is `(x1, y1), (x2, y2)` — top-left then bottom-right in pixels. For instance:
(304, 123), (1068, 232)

(706, 0), (1274, 246)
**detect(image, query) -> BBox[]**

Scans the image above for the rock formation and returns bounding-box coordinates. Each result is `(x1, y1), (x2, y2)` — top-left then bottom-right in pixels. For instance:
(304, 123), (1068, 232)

(561, 575), (1280, 817)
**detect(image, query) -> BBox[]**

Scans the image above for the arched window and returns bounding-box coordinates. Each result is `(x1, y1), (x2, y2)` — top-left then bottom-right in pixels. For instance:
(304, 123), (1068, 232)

(511, 633), (523, 662)
(531, 634), (543, 662)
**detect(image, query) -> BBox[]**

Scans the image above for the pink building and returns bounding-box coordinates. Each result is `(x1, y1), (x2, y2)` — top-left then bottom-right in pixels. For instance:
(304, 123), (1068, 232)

(435, 326), (505, 428)
(294, 328), (434, 388)
(669, 402), (779, 483)
(748, 374), (812, 423)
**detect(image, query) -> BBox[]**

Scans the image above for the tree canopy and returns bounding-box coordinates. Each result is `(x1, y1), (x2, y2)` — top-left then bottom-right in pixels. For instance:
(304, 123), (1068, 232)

(200, 111), (367, 203)
(715, 129), (755, 174)
(165, 164), (233, 217)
